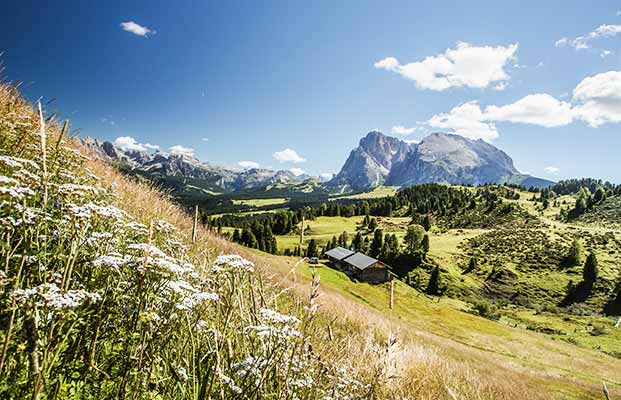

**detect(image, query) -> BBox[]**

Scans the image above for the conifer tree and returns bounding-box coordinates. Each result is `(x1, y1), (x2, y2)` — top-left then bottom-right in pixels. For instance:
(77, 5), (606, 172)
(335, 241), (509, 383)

(306, 239), (318, 258)
(370, 229), (383, 258)
(422, 234), (430, 253)
(426, 266), (441, 295)
(567, 237), (582, 266)
(583, 251), (598, 283)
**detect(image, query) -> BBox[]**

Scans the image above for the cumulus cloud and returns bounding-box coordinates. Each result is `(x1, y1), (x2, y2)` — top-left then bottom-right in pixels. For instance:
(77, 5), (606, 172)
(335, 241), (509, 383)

(112, 136), (158, 152)
(427, 70), (621, 140)
(428, 94), (572, 141)
(428, 101), (499, 141)
(319, 173), (334, 181)
(238, 160), (260, 169)
(555, 24), (621, 50)
(484, 94), (573, 127)
(544, 166), (560, 174)
(169, 145), (195, 157)
(201, 137), (209, 142)
(572, 70), (621, 127)
(601, 50), (613, 58)
(273, 148), (306, 163)
(289, 168), (306, 176)
(390, 125), (416, 136)
(120, 21), (155, 37)
(374, 42), (518, 91)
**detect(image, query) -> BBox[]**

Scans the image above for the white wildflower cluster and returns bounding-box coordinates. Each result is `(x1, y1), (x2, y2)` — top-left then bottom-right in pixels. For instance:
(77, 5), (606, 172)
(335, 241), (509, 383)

(248, 307), (302, 339)
(177, 366), (189, 382)
(67, 202), (124, 220)
(0, 155), (40, 170)
(166, 279), (218, 311)
(216, 368), (243, 395)
(12, 283), (101, 310)
(232, 356), (271, 386)
(57, 183), (100, 196)
(212, 254), (255, 273)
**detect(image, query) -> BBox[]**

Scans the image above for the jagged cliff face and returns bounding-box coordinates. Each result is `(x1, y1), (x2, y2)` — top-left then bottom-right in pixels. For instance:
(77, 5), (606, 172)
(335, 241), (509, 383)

(82, 138), (303, 193)
(328, 131), (412, 192)
(329, 131), (551, 191)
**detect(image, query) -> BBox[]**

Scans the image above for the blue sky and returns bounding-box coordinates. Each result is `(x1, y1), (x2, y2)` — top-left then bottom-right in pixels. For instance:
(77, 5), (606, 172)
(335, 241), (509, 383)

(2, 0), (621, 182)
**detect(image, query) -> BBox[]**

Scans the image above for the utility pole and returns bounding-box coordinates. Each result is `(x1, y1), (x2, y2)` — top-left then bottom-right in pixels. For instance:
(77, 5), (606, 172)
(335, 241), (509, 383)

(192, 205), (199, 243)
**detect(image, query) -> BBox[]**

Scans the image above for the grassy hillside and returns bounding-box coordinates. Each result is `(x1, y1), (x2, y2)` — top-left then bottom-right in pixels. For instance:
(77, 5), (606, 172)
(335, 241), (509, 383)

(1, 83), (620, 399)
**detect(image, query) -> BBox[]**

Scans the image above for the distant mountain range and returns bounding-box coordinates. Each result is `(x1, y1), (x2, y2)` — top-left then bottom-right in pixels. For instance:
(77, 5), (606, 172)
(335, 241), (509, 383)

(82, 138), (317, 194)
(328, 131), (554, 191)
(84, 132), (553, 197)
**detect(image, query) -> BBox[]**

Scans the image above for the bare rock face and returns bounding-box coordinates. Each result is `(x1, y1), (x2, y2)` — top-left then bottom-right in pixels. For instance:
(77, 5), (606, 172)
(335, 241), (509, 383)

(329, 131), (552, 191)
(328, 131), (412, 192)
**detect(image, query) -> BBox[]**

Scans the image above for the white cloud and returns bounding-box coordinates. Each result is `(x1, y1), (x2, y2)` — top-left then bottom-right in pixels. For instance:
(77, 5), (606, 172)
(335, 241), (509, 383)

(289, 168), (306, 176)
(120, 21), (155, 37)
(572, 70), (621, 127)
(544, 166), (560, 174)
(404, 139), (420, 144)
(390, 125), (416, 136)
(428, 101), (499, 141)
(319, 172), (334, 181)
(112, 136), (158, 152)
(374, 42), (518, 91)
(601, 50), (613, 58)
(427, 70), (621, 140)
(169, 145), (195, 157)
(484, 93), (573, 127)
(273, 148), (306, 163)
(556, 24), (621, 50)
(100, 116), (115, 126)
(201, 137), (209, 142)
(555, 38), (569, 48)
(428, 94), (572, 141)
(238, 160), (260, 169)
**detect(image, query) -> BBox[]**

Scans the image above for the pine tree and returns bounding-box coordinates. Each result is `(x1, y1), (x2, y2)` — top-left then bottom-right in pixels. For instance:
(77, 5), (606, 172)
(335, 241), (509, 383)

(404, 225), (424, 255)
(426, 266), (441, 295)
(306, 239), (318, 258)
(421, 234), (430, 253)
(370, 229), (383, 258)
(567, 237), (582, 266)
(368, 218), (378, 232)
(583, 251), (598, 283)
(351, 231), (363, 251)
(422, 214), (432, 232)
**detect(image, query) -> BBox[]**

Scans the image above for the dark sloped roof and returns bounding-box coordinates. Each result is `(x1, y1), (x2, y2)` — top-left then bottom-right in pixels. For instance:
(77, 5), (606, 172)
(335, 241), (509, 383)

(343, 252), (380, 270)
(324, 246), (354, 261)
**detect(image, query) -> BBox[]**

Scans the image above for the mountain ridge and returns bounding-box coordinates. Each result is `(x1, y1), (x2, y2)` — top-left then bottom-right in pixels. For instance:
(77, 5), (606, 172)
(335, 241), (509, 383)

(329, 131), (554, 191)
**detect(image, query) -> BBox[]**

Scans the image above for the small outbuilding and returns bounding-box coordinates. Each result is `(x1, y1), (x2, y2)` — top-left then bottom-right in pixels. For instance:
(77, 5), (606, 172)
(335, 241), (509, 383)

(342, 252), (393, 284)
(324, 246), (355, 269)
(324, 247), (394, 284)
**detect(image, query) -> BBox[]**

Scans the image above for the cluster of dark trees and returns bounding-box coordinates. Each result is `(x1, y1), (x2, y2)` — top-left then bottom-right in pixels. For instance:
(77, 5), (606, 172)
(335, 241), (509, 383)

(561, 250), (599, 306)
(228, 221), (278, 254)
(550, 178), (620, 196)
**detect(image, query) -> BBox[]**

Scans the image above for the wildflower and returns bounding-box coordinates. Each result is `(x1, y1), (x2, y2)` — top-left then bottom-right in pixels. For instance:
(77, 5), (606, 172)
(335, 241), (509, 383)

(213, 254), (255, 273)
(216, 368), (242, 394)
(92, 255), (132, 270)
(177, 366), (189, 382)
(129, 243), (168, 258)
(196, 319), (208, 331)
(259, 308), (300, 325)
(12, 283), (101, 309)
(248, 324), (301, 339)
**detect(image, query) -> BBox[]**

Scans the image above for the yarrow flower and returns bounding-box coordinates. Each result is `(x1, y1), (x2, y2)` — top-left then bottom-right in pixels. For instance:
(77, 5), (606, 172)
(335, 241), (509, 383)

(212, 254), (255, 273)
(12, 283), (101, 309)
